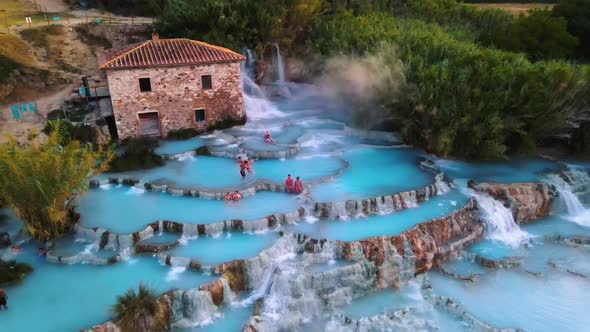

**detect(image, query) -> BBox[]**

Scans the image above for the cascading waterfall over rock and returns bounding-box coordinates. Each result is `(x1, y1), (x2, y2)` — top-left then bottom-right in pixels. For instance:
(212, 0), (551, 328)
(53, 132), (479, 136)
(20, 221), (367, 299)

(273, 43), (285, 84)
(545, 172), (590, 226)
(434, 173), (450, 195)
(474, 193), (530, 247)
(170, 289), (219, 328)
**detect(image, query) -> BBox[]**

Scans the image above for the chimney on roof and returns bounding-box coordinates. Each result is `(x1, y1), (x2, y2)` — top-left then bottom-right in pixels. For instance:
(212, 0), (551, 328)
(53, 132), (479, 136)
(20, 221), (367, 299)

(152, 30), (159, 41)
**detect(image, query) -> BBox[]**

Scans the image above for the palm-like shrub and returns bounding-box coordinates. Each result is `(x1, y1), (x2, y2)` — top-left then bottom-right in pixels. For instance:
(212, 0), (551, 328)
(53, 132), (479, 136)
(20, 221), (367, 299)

(0, 120), (114, 241)
(112, 283), (161, 332)
(0, 260), (33, 285)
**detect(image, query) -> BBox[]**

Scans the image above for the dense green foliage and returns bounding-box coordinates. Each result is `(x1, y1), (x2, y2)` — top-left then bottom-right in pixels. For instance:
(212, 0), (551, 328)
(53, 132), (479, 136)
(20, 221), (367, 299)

(0, 120), (113, 241)
(307, 12), (589, 159)
(0, 260), (33, 285)
(166, 128), (199, 140)
(478, 9), (577, 60)
(157, 0), (326, 50)
(108, 138), (164, 172)
(112, 283), (161, 332)
(152, 0), (589, 159)
(43, 120), (99, 145)
(553, 0), (590, 60)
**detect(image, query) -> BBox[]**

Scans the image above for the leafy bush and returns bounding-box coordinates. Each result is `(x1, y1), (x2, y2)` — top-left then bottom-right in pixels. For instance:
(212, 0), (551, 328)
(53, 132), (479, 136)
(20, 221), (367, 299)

(553, 0), (590, 60)
(0, 120), (114, 241)
(166, 128), (198, 140)
(213, 117), (247, 131)
(112, 283), (161, 332)
(158, 0), (326, 50)
(0, 260), (33, 285)
(307, 13), (588, 159)
(478, 9), (577, 60)
(108, 138), (164, 172)
(43, 120), (98, 145)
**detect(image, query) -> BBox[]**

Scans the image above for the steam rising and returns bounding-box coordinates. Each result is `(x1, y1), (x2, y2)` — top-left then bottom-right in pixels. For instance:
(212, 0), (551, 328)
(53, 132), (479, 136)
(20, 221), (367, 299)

(313, 48), (404, 128)
(314, 49), (404, 104)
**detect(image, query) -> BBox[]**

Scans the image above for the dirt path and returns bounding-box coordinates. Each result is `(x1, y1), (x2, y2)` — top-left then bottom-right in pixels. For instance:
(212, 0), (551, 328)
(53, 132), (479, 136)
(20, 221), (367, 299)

(32, 0), (68, 12)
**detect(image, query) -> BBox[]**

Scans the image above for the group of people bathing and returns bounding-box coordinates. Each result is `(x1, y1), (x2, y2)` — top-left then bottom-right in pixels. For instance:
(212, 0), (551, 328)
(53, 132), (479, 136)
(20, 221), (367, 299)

(225, 131), (301, 201)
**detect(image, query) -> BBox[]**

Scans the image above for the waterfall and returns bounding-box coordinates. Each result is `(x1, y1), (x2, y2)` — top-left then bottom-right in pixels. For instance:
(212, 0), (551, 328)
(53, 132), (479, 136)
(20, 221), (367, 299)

(118, 247), (132, 261)
(376, 196), (395, 215)
(400, 191), (418, 209)
(182, 224), (199, 239)
(330, 202), (350, 220)
(204, 222), (225, 236)
(243, 218), (271, 233)
(273, 43), (285, 84)
(240, 61), (265, 98)
(220, 277), (234, 304)
(166, 266), (187, 282)
(171, 289), (219, 328)
(545, 173), (590, 227)
(435, 173), (450, 195)
(474, 193), (530, 247)
(236, 265), (277, 306)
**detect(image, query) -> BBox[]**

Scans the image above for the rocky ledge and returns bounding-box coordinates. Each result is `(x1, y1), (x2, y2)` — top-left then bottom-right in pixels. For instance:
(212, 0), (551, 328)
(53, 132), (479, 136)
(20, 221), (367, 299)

(470, 181), (556, 223)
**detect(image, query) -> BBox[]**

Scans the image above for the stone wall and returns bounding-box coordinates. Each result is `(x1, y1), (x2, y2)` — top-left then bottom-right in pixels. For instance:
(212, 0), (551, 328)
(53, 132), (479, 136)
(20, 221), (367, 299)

(105, 62), (245, 139)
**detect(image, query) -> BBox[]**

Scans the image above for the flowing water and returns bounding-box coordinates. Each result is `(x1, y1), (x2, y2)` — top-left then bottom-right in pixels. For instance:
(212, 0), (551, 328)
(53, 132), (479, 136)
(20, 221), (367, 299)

(2, 50), (590, 331)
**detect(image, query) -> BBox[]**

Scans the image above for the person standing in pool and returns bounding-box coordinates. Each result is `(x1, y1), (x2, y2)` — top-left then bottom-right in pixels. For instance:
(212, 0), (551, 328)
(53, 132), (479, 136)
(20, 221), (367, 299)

(294, 177), (303, 194)
(0, 288), (7, 310)
(285, 174), (294, 193)
(246, 159), (254, 174)
(239, 160), (247, 178)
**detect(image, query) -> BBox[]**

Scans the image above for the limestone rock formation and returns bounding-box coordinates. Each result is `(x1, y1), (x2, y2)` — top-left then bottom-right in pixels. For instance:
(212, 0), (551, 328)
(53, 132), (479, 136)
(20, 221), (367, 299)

(471, 182), (556, 223)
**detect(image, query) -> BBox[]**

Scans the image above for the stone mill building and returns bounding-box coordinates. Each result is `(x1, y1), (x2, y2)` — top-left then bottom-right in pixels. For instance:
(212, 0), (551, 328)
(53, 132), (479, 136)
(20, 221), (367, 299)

(100, 34), (246, 139)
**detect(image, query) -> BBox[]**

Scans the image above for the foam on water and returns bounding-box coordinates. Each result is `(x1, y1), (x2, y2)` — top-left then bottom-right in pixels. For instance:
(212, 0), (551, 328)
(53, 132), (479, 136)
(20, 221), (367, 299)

(474, 193), (531, 247)
(544, 172), (590, 227)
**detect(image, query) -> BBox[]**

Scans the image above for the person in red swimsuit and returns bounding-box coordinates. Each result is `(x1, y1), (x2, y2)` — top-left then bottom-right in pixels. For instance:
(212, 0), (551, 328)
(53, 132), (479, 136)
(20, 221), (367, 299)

(285, 174), (294, 193)
(294, 176), (303, 194)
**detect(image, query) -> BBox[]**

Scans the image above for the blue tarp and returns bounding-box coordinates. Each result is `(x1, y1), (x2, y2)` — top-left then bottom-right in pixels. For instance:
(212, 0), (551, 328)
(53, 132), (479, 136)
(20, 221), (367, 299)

(10, 105), (20, 120)
(52, 16), (60, 21)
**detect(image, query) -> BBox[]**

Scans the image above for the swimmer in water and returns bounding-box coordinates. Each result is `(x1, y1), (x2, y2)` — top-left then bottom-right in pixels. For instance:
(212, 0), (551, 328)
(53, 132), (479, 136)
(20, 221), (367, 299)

(239, 160), (247, 178)
(224, 192), (233, 201)
(246, 159), (254, 174)
(264, 131), (274, 144)
(232, 191), (241, 201)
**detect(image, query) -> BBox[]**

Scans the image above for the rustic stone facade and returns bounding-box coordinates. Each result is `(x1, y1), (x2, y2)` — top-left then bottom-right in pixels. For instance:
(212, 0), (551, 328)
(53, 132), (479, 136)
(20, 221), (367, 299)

(105, 62), (244, 139)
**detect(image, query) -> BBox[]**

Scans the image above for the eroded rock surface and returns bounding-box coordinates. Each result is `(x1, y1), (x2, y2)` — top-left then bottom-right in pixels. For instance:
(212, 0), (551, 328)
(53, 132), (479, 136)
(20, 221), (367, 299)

(471, 182), (556, 223)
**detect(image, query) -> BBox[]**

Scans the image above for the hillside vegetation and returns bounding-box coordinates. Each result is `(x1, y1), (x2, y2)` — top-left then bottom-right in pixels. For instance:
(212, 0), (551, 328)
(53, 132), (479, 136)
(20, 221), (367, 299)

(39, 0), (590, 159)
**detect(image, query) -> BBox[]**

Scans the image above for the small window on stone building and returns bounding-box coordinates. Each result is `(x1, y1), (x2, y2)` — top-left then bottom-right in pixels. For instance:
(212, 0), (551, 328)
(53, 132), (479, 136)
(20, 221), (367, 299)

(139, 78), (152, 92)
(201, 75), (212, 90)
(195, 109), (205, 123)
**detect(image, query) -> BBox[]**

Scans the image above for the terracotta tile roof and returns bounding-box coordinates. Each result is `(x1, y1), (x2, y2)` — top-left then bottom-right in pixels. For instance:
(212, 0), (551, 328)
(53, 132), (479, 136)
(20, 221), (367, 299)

(100, 38), (246, 70)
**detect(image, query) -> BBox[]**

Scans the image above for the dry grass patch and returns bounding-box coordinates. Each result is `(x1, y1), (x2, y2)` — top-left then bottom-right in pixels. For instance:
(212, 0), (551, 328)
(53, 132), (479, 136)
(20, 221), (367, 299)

(0, 34), (36, 66)
(467, 3), (554, 16)
(0, 0), (38, 28)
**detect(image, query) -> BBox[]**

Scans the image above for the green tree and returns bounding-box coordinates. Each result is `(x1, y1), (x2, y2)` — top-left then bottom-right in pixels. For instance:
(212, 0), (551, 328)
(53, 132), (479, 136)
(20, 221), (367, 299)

(0, 121), (114, 241)
(112, 283), (161, 332)
(553, 0), (590, 60)
(479, 9), (578, 60)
